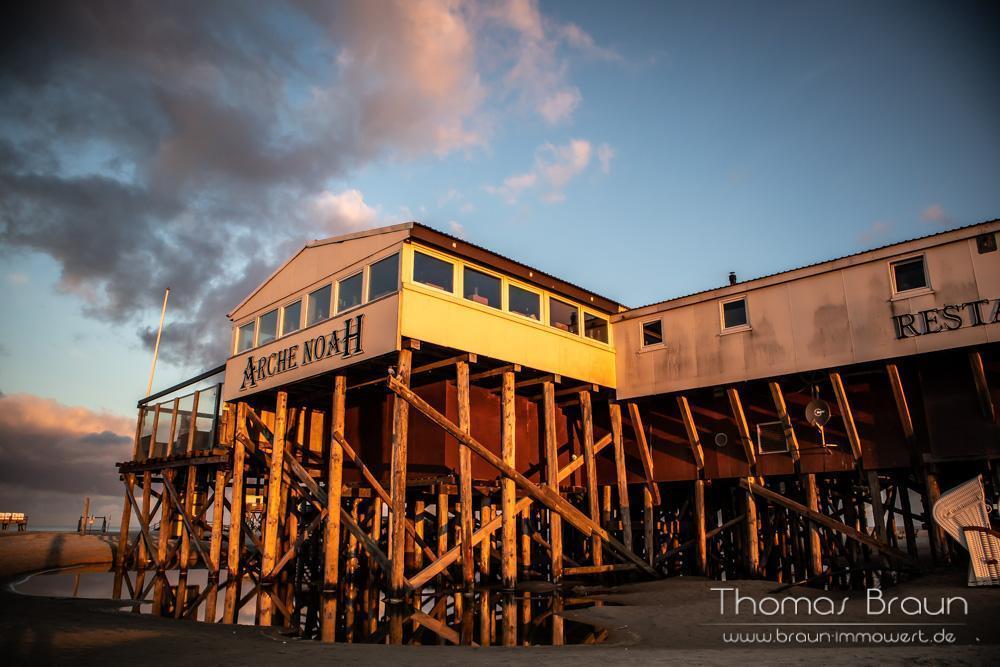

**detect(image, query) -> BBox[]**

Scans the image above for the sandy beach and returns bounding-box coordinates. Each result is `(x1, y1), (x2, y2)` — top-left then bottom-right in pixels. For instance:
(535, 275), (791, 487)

(2, 532), (998, 665)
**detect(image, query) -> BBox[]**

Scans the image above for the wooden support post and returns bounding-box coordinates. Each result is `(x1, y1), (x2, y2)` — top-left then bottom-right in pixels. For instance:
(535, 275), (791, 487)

(152, 470), (174, 616)
(579, 391), (602, 567)
(321, 375), (346, 642)
(501, 370), (517, 588)
(969, 350), (996, 422)
(259, 392), (288, 625)
(609, 402), (633, 551)
(223, 403), (247, 624)
(829, 372), (863, 461)
(767, 382), (799, 462)
(456, 359), (474, 590)
(133, 469), (152, 612)
(113, 473), (135, 599)
(886, 364), (915, 438)
(804, 474), (823, 576)
(367, 496), (383, 637)
(479, 499), (493, 579)
(898, 479), (918, 559)
(389, 349), (412, 599)
(676, 396), (706, 469)
(744, 480), (759, 576)
(543, 381), (563, 582)
(644, 487), (655, 565)
(867, 470), (888, 543)
(413, 498), (425, 570)
(344, 498), (361, 642)
(205, 467), (227, 622)
(925, 468), (948, 563)
(694, 479), (707, 576)
(728, 387), (759, 465)
(626, 402), (661, 504)
(175, 465), (199, 618)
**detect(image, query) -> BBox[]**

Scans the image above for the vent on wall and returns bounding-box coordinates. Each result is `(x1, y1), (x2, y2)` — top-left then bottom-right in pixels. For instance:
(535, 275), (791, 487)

(977, 232), (997, 254)
(757, 421), (788, 454)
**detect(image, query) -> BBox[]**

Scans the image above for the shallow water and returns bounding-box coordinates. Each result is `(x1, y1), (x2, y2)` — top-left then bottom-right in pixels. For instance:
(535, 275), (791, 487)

(13, 568), (608, 646)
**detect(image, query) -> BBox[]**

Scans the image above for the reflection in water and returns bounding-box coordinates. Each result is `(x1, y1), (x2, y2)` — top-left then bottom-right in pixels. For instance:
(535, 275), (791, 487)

(15, 569), (608, 646)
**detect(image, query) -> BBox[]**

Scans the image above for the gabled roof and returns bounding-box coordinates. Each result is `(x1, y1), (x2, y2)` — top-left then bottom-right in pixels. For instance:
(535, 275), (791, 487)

(228, 221), (625, 319)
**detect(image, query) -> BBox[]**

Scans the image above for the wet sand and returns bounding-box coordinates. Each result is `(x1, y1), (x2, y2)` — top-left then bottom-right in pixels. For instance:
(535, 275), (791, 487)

(2, 533), (997, 665)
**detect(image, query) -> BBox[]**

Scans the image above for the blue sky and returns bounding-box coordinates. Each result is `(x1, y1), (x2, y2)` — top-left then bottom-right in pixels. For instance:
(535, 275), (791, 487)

(1, 0), (998, 425)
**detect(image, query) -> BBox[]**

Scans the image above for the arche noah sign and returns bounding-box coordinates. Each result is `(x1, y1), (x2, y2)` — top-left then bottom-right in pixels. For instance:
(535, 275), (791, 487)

(239, 314), (363, 391)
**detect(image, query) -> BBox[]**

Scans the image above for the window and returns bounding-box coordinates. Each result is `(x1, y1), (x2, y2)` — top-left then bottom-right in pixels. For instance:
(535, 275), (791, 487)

(368, 253), (399, 301)
(237, 321), (255, 353)
(337, 272), (363, 312)
(463, 267), (501, 309)
(721, 297), (749, 330)
(641, 319), (662, 346)
(584, 312), (609, 343)
(257, 309), (278, 345)
(891, 256), (928, 293)
(549, 297), (579, 334)
(306, 284), (331, 326)
(281, 300), (301, 336)
(508, 284), (540, 320)
(413, 251), (454, 292)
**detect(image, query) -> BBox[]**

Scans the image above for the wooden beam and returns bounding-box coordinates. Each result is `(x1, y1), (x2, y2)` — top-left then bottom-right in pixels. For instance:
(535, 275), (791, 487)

(829, 372), (862, 461)
(867, 470), (888, 543)
(501, 370), (517, 588)
(676, 396), (705, 469)
(204, 467), (227, 622)
(579, 391), (602, 567)
(740, 479), (915, 565)
(414, 353), (477, 376)
(694, 479), (707, 575)
(543, 381), (563, 582)
(456, 359), (475, 590)
(173, 465), (201, 617)
(563, 563), (637, 576)
(743, 480), (759, 576)
(726, 387), (757, 466)
(626, 402), (661, 504)
(389, 349), (412, 598)
(259, 391), (288, 625)
(886, 364), (915, 439)
(804, 474), (823, 576)
(768, 382), (799, 462)
(969, 351), (996, 422)
(609, 402), (634, 552)
(223, 403), (247, 624)
(469, 363), (521, 382)
(387, 376), (658, 576)
(321, 375), (346, 642)
(644, 487), (655, 565)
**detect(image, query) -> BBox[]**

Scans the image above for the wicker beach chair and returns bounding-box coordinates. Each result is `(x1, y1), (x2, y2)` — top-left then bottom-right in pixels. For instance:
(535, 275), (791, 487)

(932, 475), (1000, 586)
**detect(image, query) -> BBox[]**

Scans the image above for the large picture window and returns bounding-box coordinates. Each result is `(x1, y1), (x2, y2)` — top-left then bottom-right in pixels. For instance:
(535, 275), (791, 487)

(368, 253), (399, 301)
(237, 321), (255, 352)
(306, 284), (331, 326)
(463, 267), (501, 309)
(257, 309), (278, 345)
(584, 312), (609, 343)
(508, 284), (540, 320)
(281, 300), (301, 336)
(549, 297), (579, 334)
(338, 273), (363, 312)
(413, 251), (454, 292)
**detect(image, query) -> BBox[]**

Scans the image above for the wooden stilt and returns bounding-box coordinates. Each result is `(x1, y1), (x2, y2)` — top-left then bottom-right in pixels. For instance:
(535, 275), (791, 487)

(866, 470), (888, 543)
(644, 487), (655, 565)
(113, 472), (135, 599)
(924, 467), (948, 563)
(321, 375), (346, 642)
(223, 403), (248, 624)
(479, 499), (493, 580)
(389, 349), (413, 603)
(579, 391), (602, 567)
(175, 465), (199, 618)
(898, 478), (918, 559)
(457, 359), (475, 590)
(344, 498), (360, 642)
(694, 479), (707, 576)
(743, 480), (759, 576)
(609, 403), (633, 551)
(543, 381), (563, 582)
(133, 469), (152, 613)
(259, 391), (288, 625)
(204, 468), (227, 622)
(626, 402), (661, 504)
(152, 470), (175, 616)
(501, 371), (517, 588)
(367, 496), (383, 637)
(804, 474), (823, 576)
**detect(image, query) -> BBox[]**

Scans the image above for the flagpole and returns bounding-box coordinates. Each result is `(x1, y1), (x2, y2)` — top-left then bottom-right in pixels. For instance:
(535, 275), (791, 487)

(146, 287), (170, 397)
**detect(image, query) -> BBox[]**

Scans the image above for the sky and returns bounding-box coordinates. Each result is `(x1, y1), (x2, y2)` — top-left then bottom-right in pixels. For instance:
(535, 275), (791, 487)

(0, 0), (998, 526)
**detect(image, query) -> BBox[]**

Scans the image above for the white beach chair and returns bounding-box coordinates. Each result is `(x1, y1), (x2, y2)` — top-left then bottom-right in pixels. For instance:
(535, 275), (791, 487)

(932, 475), (1000, 586)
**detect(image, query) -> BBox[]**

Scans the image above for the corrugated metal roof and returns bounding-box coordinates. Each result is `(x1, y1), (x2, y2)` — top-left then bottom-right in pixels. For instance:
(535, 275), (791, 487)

(621, 218), (1000, 317)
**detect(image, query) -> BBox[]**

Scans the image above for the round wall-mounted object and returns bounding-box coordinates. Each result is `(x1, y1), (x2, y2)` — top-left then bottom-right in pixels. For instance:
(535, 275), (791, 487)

(714, 432), (728, 448)
(806, 398), (832, 427)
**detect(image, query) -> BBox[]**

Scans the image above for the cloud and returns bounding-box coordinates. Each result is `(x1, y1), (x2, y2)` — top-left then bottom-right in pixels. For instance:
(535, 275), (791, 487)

(488, 138), (602, 204)
(0, 393), (134, 527)
(448, 220), (466, 238)
(858, 219), (894, 245)
(5, 271), (28, 285)
(597, 143), (615, 175)
(0, 1), (615, 368)
(921, 203), (952, 226)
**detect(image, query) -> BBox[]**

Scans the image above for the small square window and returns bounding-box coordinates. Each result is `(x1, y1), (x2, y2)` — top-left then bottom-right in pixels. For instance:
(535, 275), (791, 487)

(463, 267), (501, 309)
(891, 257), (928, 293)
(281, 300), (302, 336)
(584, 312), (609, 343)
(413, 251), (454, 292)
(641, 319), (663, 346)
(306, 284), (331, 326)
(508, 284), (540, 320)
(368, 253), (399, 301)
(977, 233), (997, 254)
(722, 298), (748, 330)
(549, 297), (579, 334)
(257, 309), (278, 345)
(338, 272), (363, 312)
(237, 321), (255, 353)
